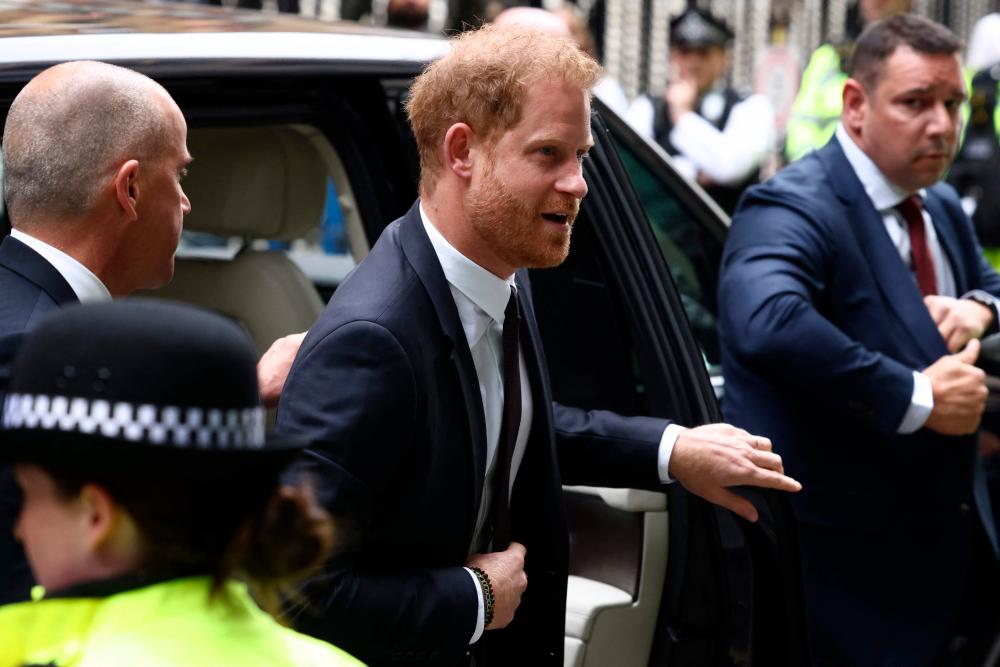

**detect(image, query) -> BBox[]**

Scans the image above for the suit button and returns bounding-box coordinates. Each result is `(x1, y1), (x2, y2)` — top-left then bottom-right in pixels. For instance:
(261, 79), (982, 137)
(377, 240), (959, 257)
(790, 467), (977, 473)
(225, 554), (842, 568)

(960, 503), (971, 513)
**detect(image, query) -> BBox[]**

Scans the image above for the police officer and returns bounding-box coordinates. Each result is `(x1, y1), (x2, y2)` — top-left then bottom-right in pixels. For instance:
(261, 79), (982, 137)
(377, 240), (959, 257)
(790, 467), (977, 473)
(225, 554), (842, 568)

(784, 0), (911, 162)
(0, 301), (362, 667)
(627, 4), (774, 214)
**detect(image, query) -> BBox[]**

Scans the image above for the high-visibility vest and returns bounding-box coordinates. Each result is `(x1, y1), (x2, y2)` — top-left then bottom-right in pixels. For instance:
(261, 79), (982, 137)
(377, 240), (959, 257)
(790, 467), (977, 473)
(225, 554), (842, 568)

(785, 43), (849, 162)
(0, 575), (364, 667)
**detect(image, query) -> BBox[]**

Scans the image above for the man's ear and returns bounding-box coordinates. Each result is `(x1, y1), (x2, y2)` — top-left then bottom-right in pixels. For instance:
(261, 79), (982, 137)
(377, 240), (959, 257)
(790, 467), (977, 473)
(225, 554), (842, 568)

(842, 78), (868, 135)
(113, 159), (141, 222)
(443, 123), (476, 180)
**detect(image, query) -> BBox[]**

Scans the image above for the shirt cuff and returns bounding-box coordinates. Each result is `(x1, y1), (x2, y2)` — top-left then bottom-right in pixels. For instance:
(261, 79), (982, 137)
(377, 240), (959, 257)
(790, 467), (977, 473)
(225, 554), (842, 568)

(962, 290), (1000, 335)
(897, 371), (934, 434)
(656, 423), (687, 484)
(464, 567), (485, 644)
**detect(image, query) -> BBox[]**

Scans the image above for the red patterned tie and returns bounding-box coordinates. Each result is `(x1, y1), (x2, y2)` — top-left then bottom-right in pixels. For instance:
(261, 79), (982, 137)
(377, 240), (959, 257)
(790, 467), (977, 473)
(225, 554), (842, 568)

(895, 195), (937, 297)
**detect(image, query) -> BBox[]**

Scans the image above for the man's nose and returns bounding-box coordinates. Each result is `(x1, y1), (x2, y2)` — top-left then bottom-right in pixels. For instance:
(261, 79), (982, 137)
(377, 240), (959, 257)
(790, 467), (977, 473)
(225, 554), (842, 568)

(927, 101), (956, 138)
(557, 168), (588, 200)
(181, 191), (192, 215)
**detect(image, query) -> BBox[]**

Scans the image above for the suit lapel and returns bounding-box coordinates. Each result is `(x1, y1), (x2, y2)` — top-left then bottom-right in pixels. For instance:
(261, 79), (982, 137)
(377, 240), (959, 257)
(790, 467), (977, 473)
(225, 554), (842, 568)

(0, 235), (78, 307)
(821, 141), (947, 362)
(515, 270), (552, 440)
(397, 203), (488, 539)
(922, 194), (968, 293)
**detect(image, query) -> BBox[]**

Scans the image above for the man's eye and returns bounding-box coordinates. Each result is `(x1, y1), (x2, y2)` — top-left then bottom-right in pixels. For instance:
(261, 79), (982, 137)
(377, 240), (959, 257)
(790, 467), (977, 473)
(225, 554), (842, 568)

(577, 151), (590, 163)
(539, 146), (557, 157)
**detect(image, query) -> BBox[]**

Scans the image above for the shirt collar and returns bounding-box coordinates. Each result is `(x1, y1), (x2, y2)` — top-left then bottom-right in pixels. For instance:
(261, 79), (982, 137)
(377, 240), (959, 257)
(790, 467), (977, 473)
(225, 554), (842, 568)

(835, 123), (926, 211)
(11, 228), (112, 303)
(420, 203), (514, 334)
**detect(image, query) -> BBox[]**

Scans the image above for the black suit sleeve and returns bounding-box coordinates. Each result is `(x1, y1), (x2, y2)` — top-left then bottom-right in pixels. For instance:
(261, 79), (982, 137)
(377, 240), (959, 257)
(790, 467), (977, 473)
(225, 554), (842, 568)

(276, 320), (478, 663)
(553, 404), (668, 491)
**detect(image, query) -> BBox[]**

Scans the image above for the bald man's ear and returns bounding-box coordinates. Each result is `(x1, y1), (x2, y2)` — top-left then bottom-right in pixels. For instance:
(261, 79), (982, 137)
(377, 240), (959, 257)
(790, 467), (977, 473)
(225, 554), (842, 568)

(113, 160), (140, 222)
(443, 123), (476, 180)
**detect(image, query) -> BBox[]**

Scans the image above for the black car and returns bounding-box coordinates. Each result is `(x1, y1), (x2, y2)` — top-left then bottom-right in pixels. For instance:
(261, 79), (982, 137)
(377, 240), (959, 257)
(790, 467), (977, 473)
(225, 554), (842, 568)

(0, 2), (806, 664)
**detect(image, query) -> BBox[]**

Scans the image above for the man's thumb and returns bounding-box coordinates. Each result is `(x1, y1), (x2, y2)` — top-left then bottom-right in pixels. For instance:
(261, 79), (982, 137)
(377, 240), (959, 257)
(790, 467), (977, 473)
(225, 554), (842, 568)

(958, 337), (981, 364)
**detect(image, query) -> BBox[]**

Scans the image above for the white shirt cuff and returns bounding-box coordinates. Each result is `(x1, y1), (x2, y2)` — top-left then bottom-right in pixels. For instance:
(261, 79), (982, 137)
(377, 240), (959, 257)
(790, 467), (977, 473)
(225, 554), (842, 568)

(464, 567), (485, 644)
(897, 371), (934, 434)
(657, 424), (687, 484)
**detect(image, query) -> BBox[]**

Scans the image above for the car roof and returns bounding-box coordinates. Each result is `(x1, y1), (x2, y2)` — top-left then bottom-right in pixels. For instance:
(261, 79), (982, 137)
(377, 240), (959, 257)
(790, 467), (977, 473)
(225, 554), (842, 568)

(0, 0), (450, 71)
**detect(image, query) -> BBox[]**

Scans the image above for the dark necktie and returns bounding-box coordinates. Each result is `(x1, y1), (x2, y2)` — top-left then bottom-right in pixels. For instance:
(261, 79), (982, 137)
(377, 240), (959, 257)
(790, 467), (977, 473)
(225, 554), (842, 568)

(491, 286), (521, 552)
(896, 195), (937, 297)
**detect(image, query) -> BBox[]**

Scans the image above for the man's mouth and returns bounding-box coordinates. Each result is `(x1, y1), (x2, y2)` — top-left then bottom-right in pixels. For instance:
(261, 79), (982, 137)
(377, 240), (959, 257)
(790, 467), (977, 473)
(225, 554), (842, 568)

(541, 212), (571, 225)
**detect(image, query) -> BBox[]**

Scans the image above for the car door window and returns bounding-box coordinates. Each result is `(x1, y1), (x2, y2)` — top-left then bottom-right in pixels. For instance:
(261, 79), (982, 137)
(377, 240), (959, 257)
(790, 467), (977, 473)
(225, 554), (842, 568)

(608, 130), (725, 380)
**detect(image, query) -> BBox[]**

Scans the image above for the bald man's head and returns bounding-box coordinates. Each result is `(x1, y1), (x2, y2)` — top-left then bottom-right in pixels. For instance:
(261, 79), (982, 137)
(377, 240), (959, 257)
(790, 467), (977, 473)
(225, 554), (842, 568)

(494, 7), (572, 38)
(3, 61), (176, 226)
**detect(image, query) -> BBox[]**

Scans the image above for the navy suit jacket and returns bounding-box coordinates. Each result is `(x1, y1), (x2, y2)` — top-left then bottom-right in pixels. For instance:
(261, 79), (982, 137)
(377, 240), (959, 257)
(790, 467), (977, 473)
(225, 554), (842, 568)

(719, 138), (1000, 663)
(276, 202), (668, 666)
(0, 234), (79, 604)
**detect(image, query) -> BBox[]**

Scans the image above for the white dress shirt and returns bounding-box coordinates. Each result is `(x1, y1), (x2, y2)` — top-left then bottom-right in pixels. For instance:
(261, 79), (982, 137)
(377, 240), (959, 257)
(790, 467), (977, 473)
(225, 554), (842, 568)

(626, 89), (775, 186)
(835, 123), (995, 433)
(10, 228), (111, 303)
(420, 206), (682, 644)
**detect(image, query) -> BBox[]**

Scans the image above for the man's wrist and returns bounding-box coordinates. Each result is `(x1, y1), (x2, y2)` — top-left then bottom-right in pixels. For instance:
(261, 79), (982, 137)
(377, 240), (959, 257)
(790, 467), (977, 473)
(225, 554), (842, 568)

(469, 566), (495, 628)
(963, 290), (999, 335)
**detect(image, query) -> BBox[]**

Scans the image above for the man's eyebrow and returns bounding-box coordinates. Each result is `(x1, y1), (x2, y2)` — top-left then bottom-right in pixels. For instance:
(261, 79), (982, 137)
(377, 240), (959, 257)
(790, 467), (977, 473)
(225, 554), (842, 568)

(896, 85), (966, 98)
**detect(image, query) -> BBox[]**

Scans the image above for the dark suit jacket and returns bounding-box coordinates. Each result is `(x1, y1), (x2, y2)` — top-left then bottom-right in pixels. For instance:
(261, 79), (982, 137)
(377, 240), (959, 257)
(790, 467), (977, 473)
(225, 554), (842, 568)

(276, 202), (668, 666)
(718, 138), (1000, 664)
(0, 234), (79, 604)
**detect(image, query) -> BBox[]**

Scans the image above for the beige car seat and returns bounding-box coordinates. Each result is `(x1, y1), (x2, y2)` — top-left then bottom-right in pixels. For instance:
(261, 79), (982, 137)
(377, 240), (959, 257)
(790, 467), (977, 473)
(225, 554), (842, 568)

(141, 126), (327, 355)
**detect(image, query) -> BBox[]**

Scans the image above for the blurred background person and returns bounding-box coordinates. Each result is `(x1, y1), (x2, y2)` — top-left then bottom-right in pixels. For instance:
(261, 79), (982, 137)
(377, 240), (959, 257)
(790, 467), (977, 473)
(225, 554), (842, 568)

(493, 5), (628, 116)
(626, 3), (774, 215)
(0, 300), (361, 666)
(386, 0), (430, 30)
(784, 0), (911, 162)
(947, 11), (1000, 269)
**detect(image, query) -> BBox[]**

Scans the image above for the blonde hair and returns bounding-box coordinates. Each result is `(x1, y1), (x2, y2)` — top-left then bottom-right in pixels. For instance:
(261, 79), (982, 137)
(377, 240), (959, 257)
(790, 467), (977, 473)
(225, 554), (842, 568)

(406, 23), (602, 195)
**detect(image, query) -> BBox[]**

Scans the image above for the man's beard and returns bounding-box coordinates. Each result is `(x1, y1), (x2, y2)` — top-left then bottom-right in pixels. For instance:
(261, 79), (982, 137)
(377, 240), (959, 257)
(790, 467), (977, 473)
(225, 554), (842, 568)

(465, 170), (578, 273)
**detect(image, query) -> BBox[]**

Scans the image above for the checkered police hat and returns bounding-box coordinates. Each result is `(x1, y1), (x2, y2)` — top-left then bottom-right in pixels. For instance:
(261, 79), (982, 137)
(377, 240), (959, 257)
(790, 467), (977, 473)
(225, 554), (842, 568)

(0, 300), (306, 467)
(670, 6), (733, 48)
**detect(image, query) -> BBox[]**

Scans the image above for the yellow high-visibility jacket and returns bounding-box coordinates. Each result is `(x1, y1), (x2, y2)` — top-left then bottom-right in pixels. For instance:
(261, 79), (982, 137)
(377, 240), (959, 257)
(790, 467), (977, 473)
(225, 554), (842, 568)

(0, 575), (363, 667)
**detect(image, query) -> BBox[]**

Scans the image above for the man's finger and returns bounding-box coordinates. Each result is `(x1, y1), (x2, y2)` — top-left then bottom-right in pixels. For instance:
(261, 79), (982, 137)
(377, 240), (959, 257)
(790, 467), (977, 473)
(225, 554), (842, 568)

(946, 328), (968, 354)
(748, 449), (784, 473)
(751, 436), (772, 452)
(507, 541), (527, 557)
(746, 469), (802, 493)
(958, 337), (981, 364)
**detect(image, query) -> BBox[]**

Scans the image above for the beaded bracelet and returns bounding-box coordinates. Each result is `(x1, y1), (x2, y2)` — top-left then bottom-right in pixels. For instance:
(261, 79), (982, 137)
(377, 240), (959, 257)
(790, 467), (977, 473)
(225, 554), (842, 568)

(470, 566), (495, 627)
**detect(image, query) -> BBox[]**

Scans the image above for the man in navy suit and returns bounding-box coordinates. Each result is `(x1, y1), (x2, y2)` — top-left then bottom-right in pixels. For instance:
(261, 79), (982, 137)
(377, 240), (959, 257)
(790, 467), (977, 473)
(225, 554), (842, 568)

(278, 24), (800, 667)
(720, 15), (1000, 665)
(0, 60), (192, 605)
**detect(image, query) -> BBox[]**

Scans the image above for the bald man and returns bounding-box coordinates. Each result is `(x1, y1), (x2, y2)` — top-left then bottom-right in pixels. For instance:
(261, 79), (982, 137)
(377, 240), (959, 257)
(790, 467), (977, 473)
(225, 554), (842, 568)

(0, 60), (193, 603)
(1, 61), (191, 354)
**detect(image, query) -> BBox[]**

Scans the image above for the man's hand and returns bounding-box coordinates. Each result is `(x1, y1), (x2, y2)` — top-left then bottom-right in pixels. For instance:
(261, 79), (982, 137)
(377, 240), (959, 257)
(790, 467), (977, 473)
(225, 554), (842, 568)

(467, 542), (528, 630)
(257, 332), (306, 408)
(924, 295), (994, 353)
(668, 423), (801, 522)
(664, 78), (697, 125)
(924, 338), (987, 435)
